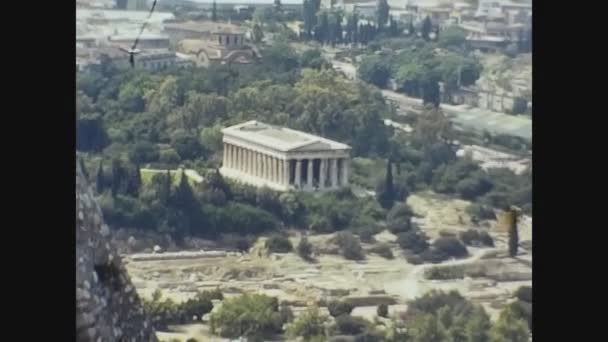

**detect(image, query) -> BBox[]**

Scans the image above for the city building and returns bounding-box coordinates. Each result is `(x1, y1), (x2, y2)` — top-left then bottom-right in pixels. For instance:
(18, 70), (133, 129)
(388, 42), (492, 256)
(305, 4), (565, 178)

(220, 121), (351, 192)
(108, 33), (171, 49)
(76, 47), (191, 72)
(170, 21), (258, 67)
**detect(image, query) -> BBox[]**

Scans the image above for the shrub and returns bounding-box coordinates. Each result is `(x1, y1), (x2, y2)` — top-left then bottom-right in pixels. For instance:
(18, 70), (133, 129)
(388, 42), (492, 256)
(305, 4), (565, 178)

(409, 290), (471, 316)
(369, 244), (394, 259)
(508, 300), (532, 330)
(186, 339), (198, 342)
(405, 253), (424, 265)
(297, 236), (314, 261)
(209, 294), (282, 340)
(396, 231), (429, 254)
(159, 148), (181, 164)
(280, 304), (295, 324)
(459, 229), (494, 247)
(479, 231), (494, 247)
(286, 306), (328, 341)
(514, 286), (532, 303)
(328, 300), (354, 317)
(377, 304), (389, 318)
(433, 237), (468, 258)
(466, 203), (496, 222)
(334, 314), (369, 336)
(419, 248), (449, 264)
(265, 234), (293, 253)
(220, 234), (254, 253)
(335, 232), (365, 261)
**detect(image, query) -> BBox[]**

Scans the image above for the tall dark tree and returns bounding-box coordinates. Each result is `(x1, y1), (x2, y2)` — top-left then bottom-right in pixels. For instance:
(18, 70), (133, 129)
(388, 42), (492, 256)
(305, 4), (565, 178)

(274, 0), (282, 13)
(377, 0), (390, 27)
(212, 0), (218, 22)
(408, 20), (415, 36)
(422, 80), (441, 107)
(421, 16), (433, 41)
(389, 15), (399, 36)
(378, 159), (396, 209)
(126, 163), (142, 197)
(311, 0), (321, 12)
(79, 157), (89, 181)
(508, 207), (519, 258)
(333, 10), (343, 45)
(96, 160), (106, 193)
(163, 170), (172, 205)
(111, 159), (126, 197)
(302, 0), (317, 38)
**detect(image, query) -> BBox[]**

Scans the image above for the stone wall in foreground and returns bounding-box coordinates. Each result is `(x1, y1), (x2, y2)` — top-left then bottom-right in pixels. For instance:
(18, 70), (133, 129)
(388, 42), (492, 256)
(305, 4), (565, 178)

(76, 158), (157, 341)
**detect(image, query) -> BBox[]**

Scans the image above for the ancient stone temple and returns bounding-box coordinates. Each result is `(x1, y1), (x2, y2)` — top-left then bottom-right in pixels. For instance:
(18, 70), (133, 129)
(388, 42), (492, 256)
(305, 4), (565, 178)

(220, 121), (351, 191)
(76, 158), (157, 341)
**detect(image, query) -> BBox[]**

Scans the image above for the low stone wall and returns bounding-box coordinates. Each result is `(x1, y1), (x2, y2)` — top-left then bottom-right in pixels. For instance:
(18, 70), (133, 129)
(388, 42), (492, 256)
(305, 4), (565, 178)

(129, 250), (228, 261)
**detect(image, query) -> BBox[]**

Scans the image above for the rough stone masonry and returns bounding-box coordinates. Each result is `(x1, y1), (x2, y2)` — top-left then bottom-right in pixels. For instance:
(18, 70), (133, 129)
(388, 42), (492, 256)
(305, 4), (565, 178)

(76, 158), (157, 341)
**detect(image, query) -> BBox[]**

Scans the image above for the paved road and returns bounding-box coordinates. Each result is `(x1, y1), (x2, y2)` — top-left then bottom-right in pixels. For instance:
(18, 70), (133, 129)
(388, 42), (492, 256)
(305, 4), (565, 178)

(331, 60), (532, 141)
(383, 89), (532, 141)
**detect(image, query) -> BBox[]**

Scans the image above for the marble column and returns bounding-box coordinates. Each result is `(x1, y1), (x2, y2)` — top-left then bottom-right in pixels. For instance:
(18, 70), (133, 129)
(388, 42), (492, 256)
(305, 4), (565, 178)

(256, 152), (262, 178)
(236, 146), (241, 171)
(295, 159), (302, 187)
(307, 159), (313, 188)
(319, 159), (326, 189)
(282, 159), (289, 186)
(341, 158), (350, 186)
(223, 143), (228, 168)
(331, 158), (339, 188)
(227, 144), (233, 169)
(271, 157), (277, 183)
(262, 155), (270, 180)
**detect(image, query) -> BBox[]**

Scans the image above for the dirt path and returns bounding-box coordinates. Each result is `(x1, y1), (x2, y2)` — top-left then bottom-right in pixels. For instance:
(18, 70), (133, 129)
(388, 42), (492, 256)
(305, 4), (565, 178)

(383, 247), (498, 301)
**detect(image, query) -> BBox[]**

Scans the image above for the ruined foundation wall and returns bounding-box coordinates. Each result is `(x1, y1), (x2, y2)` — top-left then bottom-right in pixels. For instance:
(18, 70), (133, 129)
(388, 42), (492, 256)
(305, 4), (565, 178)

(76, 159), (157, 341)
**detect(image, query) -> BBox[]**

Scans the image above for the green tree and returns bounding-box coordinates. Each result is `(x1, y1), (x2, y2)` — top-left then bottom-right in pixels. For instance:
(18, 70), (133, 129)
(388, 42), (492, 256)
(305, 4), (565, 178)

(465, 306), (491, 342)
(79, 157), (89, 180)
(438, 26), (467, 48)
(128, 141), (160, 164)
(126, 163), (142, 197)
(508, 208), (519, 257)
(489, 307), (529, 342)
(377, 0), (390, 27)
(209, 294), (283, 340)
(286, 306), (327, 341)
(377, 159), (396, 209)
(252, 22), (264, 44)
(328, 300), (354, 317)
(377, 303), (389, 318)
(421, 16), (433, 41)
(300, 49), (328, 69)
(409, 314), (446, 342)
(297, 236), (314, 261)
(265, 234), (293, 253)
(212, 0), (217, 22)
(358, 54), (392, 87)
(96, 160), (106, 193)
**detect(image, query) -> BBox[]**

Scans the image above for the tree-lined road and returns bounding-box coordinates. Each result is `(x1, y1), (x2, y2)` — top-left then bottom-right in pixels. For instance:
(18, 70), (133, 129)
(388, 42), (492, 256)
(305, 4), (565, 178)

(331, 59), (532, 142)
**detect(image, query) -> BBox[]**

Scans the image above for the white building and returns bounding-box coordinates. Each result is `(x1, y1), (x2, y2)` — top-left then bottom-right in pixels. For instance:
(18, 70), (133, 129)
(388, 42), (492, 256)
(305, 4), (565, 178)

(220, 121), (351, 192)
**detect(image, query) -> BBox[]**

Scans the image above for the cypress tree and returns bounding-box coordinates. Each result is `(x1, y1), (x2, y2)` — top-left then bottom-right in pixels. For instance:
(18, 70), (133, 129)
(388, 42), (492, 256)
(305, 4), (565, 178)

(79, 157), (89, 181)
(378, 159), (396, 209)
(96, 160), (105, 193)
(126, 163), (142, 197)
(212, 0), (217, 22)
(422, 16), (432, 41)
(111, 159), (124, 197)
(163, 170), (172, 205)
(508, 207), (519, 258)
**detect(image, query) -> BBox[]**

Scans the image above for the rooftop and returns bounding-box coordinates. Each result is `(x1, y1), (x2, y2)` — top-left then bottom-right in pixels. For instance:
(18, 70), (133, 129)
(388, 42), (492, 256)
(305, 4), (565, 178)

(164, 21), (245, 35)
(223, 121), (351, 153)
